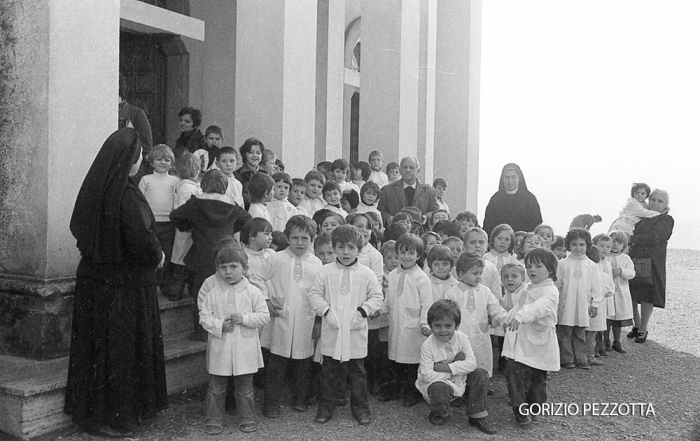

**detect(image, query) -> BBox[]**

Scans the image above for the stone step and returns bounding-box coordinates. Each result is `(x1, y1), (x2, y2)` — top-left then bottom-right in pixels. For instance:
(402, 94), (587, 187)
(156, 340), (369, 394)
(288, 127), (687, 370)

(0, 331), (207, 440)
(157, 292), (196, 337)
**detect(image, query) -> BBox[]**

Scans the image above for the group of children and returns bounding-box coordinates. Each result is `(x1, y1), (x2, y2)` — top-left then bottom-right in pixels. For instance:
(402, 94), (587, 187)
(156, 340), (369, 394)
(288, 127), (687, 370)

(134, 129), (644, 435)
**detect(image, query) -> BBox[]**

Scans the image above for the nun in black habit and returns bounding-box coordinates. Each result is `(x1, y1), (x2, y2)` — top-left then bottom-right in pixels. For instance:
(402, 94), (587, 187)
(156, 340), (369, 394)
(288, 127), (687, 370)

(64, 128), (167, 438)
(482, 163), (543, 237)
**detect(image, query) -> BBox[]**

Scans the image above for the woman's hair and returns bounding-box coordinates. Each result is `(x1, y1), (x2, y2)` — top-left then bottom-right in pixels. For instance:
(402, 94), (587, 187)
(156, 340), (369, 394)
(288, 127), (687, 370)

(172, 151), (200, 180)
(200, 169), (228, 194)
(240, 218), (272, 245)
(239, 137), (265, 161)
(360, 181), (380, 203)
(248, 173), (275, 201)
(383, 223), (408, 242)
(284, 215), (317, 241)
(455, 211), (480, 227)
(608, 230), (629, 248)
(178, 106), (202, 128)
(148, 144), (175, 163)
(565, 228), (592, 251)
(271, 231), (289, 251)
(331, 225), (363, 248)
(455, 252), (484, 275)
(631, 182), (651, 198)
(489, 224), (515, 252)
(427, 299), (461, 329)
(395, 233), (424, 255)
(524, 248), (558, 281)
(215, 242), (248, 269)
(427, 245), (455, 269)
(352, 161), (371, 181)
(304, 170), (326, 185)
(649, 188), (670, 210)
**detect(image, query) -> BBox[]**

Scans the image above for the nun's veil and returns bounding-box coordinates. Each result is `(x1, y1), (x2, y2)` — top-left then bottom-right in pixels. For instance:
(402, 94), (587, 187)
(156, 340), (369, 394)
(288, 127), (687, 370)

(70, 128), (142, 263)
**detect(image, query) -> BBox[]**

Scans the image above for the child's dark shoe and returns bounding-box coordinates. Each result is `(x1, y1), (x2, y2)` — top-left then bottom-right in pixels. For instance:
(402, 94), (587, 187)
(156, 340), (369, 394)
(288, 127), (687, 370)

(314, 413), (332, 424)
(626, 327), (639, 338)
(354, 412), (371, 426)
(292, 398), (308, 412)
(576, 363), (590, 370)
(513, 407), (532, 429)
(263, 401), (280, 418)
(604, 340), (613, 351)
(588, 358), (604, 366)
(634, 331), (648, 343)
(612, 341), (627, 353)
(238, 420), (257, 433)
(469, 416), (497, 435)
(561, 362), (575, 369)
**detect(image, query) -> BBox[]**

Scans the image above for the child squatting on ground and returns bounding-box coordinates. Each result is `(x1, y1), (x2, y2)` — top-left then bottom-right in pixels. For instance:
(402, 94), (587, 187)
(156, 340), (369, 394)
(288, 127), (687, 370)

(415, 299), (497, 434)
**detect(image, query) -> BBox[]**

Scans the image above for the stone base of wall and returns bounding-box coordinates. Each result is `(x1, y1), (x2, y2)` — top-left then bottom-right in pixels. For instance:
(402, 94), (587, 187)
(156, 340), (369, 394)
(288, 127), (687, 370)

(0, 277), (75, 360)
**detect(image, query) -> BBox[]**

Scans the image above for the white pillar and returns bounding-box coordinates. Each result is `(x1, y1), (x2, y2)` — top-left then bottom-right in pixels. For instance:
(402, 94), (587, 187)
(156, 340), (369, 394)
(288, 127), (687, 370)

(234, 0), (317, 178)
(360, 0), (423, 168)
(434, 0), (481, 212)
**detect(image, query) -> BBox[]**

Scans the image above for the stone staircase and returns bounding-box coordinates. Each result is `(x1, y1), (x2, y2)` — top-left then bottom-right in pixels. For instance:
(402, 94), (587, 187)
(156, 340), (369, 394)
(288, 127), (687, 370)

(0, 294), (208, 440)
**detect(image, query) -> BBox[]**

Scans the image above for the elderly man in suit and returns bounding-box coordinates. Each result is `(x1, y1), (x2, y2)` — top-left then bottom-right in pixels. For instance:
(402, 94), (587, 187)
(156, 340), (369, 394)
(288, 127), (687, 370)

(378, 156), (439, 225)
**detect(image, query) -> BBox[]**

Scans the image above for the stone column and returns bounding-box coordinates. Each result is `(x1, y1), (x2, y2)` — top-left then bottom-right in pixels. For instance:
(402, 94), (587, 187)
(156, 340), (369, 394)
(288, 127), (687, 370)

(233, 0), (318, 178)
(315, 0), (345, 164)
(359, 0), (423, 170)
(434, 0), (481, 212)
(0, 0), (120, 358)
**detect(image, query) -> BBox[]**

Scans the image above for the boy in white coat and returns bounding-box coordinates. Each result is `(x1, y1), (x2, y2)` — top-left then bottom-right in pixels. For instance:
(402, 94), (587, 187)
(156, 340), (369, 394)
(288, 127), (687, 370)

(262, 216), (323, 417)
(379, 233), (434, 407)
(308, 225), (383, 425)
(445, 253), (508, 378)
(199, 243), (270, 435)
(503, 248), (560, 428)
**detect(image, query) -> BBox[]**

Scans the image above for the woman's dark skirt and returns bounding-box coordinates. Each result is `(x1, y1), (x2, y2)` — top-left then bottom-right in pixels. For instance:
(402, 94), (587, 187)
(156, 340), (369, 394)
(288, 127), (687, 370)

(64, 276), (167, 429)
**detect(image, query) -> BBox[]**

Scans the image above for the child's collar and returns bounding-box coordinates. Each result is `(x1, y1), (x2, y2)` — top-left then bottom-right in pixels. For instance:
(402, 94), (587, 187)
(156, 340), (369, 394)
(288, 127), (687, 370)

(335, 258), (358, 268)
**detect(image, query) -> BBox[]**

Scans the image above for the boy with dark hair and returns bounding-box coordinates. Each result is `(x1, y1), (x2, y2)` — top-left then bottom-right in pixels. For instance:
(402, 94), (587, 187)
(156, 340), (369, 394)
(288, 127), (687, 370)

(340, 189), (360, 215)
(433, 178), (450, 215)
(433, 220), (461, 242)
(308, 225), (383, 425)
(217, 146), (244, 207)
(289, 178), (309, 217)
(368, 151), (389, 188)
(331, 158), (361, 195)
(322, 181), (347, 217)
(300, 170), (327, 216)
(416, 299), (495, 434)
(204, 125), (223, 168)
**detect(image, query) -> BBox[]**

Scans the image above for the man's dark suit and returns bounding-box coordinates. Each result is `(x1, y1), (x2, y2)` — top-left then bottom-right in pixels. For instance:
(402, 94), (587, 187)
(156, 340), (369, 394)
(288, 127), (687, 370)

(377, 179), (439, 224)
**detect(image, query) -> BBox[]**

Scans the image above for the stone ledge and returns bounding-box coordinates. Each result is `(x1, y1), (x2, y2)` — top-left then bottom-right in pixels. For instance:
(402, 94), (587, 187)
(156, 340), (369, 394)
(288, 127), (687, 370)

(0, 274), (75, 298)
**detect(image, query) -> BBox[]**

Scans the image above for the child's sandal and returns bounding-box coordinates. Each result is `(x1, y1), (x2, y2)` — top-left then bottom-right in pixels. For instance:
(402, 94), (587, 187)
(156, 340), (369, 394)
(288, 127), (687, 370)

(239, 421), (257, 433)
(205, 423), (222, 435)
(634, 331), (648, 343)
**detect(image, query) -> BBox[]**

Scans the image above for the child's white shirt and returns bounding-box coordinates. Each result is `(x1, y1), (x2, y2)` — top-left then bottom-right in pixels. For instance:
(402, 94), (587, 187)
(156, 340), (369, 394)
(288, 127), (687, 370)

(430, 274), (459, 302)
(608, 197), (660, 235)
(501, 283), (528, 312)
(415, 332), (477, 402)
(381, 265), (434, 364)
(502, 279), (560, 372)
(445, 282), (508, 377)
(308, 260), (384, 362)
(267, 199), (298, 231)
(338, 180), (361, 196)
(484, 250), (519, 274)
(223, 175), (244, 207)
(299, 195), (326, 216)
(171, 178), (202, 264)
(369, 170), (389, 188)
(138, 172), (179, 222)
(607, 252), (635, 321)
(555, 254), (603, 327)
(199, 276), (269, 376)
(244, 248), (275, 299)
(324, 204), (348, 218)
(355, 201), (383, 224)
(248, 202), (271, 222)
(260, 249), (323, 359)
(436, 198), (450, 216)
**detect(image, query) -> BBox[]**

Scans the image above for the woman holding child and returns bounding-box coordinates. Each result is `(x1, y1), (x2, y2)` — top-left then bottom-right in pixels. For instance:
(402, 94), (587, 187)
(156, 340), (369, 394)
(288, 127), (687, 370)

(627, 189), (674, 343)
(65, 128), (167, 438)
